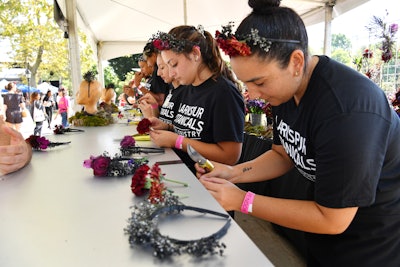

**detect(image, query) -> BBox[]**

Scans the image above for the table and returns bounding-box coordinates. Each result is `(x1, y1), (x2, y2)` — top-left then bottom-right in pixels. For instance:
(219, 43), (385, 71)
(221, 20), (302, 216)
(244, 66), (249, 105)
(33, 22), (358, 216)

(0, 123), (273, 267)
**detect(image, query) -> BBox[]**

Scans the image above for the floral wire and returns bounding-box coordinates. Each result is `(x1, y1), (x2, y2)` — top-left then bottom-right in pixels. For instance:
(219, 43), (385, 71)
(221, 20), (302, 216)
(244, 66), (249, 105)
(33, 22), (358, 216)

(124, 193), (230, 259)
(53, 124), (84, 134)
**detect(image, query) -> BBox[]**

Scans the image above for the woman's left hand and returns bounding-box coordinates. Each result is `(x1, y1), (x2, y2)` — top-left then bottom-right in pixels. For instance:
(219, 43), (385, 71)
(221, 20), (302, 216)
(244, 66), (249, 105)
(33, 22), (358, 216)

(149, 129), (177, 148)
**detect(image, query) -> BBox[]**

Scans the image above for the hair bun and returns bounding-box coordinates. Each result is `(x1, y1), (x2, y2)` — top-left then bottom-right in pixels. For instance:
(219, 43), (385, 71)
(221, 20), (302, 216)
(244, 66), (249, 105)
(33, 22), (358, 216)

(248, 0), (281, 12)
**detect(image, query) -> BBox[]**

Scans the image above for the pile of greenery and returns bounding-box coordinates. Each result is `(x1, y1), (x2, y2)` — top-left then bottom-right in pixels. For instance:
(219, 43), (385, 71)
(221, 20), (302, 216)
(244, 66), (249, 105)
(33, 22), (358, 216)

(69, 110), (114, 127)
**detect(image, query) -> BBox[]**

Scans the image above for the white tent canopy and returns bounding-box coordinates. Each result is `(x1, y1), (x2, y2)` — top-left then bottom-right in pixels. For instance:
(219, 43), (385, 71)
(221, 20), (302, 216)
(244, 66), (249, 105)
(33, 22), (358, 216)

(37, 82), (59, 94)
(54, 0), (369, 106)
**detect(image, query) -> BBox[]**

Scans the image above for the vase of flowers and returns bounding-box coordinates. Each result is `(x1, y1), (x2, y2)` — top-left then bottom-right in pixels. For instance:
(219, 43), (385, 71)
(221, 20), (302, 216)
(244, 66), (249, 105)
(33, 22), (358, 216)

(246, 99), (269, 126)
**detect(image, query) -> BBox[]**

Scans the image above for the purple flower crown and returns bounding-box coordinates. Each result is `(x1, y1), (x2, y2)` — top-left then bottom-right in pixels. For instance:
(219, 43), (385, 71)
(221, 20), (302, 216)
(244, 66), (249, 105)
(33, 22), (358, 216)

(215, 22), (301, 57)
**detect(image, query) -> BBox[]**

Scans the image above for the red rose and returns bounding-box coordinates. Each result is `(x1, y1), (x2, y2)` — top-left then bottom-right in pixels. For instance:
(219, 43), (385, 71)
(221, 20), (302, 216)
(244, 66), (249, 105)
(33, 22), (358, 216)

(136, 118), (152, 134)
(92, 156), (111, 176)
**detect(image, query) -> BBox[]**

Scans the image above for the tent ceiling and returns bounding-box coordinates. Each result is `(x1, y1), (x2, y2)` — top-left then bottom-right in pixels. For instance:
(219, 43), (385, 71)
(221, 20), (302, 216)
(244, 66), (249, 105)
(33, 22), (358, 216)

(56, 0), (369, 60)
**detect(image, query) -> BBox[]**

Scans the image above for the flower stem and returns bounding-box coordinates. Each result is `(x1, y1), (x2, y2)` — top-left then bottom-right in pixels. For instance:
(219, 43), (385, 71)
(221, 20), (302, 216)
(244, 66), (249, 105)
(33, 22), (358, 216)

(164, 178), (188, 187)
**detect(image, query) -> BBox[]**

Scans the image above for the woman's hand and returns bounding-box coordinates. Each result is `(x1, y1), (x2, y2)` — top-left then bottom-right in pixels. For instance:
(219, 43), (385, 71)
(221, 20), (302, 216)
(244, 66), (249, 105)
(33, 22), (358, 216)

(195, 161), (240, 183)
(199, 177), (246, 211)
(149, 129), (177, 148)
(147, 117), (168, 130)
(138, 99), (159, 118)
(0, 125), (32, 176)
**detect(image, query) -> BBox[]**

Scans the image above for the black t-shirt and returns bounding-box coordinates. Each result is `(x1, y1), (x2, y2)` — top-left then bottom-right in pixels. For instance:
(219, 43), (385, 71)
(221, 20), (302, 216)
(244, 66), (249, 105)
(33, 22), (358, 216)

(149, 65), (170, 98)
(158, 84), (185, 125)
(172, 76), (245, 173)
(273, 56), (400, 266)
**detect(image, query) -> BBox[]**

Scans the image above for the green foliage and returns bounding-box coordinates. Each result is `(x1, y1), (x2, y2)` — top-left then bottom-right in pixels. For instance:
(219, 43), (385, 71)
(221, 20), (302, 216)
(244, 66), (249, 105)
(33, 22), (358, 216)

(108, 53), (141, 81)
(331, 48), (352, 65)
(0, 0), (96, 90)
(69, 111), (114, 126)
(331, 33), (352, 51)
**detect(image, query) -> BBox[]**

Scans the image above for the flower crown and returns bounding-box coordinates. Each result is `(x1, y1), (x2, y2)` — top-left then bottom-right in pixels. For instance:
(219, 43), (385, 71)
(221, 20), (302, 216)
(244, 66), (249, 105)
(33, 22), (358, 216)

(83, 152), (148, 177)
(150, 27), (205, 52)
(215, 22), (301, 57)
(119, 135), (164, 156)
(125, 163), (229, 259)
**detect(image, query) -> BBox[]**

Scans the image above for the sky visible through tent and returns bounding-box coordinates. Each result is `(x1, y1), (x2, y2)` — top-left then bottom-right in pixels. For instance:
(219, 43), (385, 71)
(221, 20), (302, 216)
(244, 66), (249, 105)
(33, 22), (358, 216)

(307, 0), (400, 53)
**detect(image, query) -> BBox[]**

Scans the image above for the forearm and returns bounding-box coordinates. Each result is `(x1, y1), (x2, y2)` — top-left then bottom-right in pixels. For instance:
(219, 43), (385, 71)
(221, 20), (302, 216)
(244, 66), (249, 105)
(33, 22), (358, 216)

(249, 196), (356, 234)
(181, 139), (241, 165)
(231, 144), (294, 183)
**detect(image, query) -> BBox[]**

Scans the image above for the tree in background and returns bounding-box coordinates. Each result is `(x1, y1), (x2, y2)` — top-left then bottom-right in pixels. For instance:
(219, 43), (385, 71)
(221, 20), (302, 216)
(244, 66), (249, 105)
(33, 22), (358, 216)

(331, 33), (352, 65)
(108, 54), (140, 81)
(0, 0), (96, 90)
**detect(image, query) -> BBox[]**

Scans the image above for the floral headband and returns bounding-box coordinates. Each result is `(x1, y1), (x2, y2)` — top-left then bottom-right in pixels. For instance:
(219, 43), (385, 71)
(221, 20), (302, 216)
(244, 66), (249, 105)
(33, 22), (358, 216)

(150, 25), (205, 53)
(215, 22), (301, 57)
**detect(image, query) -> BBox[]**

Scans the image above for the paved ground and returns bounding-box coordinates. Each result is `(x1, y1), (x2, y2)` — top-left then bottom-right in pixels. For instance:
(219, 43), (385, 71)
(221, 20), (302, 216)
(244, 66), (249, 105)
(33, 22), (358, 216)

(20, 111), (63, 138)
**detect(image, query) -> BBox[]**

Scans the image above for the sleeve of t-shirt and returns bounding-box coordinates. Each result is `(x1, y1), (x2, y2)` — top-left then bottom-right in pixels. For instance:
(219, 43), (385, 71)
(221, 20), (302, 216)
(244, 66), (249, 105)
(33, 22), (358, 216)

(212, 83), (245, 143)
(313, 112), (391, 208)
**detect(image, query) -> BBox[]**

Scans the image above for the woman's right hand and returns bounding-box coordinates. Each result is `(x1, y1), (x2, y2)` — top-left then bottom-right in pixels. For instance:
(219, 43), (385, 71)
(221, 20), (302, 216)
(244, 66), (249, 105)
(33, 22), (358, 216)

(195, 161), (239, 183)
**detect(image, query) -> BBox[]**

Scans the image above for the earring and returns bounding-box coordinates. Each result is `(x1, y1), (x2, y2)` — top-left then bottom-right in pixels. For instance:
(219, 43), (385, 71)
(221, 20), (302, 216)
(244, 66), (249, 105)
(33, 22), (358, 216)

(295, 71), (299, 76)
(195, 56), (199, 62)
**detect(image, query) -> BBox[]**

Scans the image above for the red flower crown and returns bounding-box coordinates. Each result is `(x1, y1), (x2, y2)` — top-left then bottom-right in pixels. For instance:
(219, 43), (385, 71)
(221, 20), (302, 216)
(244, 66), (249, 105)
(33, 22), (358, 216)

(215, 22), (301, 57)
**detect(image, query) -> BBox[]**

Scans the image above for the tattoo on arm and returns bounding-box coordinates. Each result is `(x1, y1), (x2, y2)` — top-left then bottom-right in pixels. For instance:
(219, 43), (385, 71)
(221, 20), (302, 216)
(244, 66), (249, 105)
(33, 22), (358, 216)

(242, 166), (252, 173)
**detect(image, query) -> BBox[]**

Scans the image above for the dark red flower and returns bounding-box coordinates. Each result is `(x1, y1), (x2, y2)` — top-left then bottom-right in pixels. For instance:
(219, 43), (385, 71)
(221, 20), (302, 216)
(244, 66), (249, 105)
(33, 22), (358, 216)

(362, 49), (373, 59)
(131, 164), (150, 196)
(153, 39), (170, 51)
(91, 156), (111, 176)
(25, 135), (50, 150)
(215, 30), (251, 57)
(137, 118), (152, 134)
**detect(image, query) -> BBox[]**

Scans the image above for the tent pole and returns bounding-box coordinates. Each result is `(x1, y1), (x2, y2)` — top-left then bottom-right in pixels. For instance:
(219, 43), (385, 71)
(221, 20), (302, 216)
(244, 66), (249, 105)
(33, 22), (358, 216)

(65, 0), (82, 112)
(323, 0), (335, 56)
(183, 0), (187, 25)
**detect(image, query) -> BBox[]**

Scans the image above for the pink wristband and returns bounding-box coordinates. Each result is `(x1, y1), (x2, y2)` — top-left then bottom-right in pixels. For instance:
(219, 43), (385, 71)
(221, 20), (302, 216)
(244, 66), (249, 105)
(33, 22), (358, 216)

(151, 104), (158, 109)
(241, 191), (255, 214)
(175, 135), (184, 150)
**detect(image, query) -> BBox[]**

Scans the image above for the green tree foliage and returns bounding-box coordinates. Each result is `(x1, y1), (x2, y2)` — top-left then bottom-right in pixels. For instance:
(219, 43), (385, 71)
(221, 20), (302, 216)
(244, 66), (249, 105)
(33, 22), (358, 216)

(331, 48), (352, 65)
(108, 53), (141, 81)
(331, 33), (352, 51)
(0, 0), (96, 90)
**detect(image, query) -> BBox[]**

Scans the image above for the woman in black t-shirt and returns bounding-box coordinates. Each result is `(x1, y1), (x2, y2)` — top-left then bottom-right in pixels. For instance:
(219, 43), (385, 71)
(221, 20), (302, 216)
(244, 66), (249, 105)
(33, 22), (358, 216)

(196, 0), (400, 266)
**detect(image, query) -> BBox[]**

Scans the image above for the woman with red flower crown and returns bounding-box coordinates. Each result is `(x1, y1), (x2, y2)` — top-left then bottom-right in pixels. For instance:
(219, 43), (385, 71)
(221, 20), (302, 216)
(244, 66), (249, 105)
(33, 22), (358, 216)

(146, 26), (245, 175)
(196, 0), (400, 266)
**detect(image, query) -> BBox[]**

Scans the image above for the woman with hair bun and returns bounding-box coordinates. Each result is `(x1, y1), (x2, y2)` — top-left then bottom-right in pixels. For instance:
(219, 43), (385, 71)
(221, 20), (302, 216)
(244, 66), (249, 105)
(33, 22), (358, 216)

(197, 0), (400, 266)
(148, 25), (245, 174)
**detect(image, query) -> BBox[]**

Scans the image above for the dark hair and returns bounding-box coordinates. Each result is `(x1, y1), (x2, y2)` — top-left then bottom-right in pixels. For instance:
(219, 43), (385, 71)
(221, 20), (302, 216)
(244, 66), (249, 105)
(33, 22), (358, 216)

(106, 83), (115, 89)
(5, 82), (14, 91)
(168, 25), (236, 83)
(143, 42), (156, 58)
(237, 0), (309, 68)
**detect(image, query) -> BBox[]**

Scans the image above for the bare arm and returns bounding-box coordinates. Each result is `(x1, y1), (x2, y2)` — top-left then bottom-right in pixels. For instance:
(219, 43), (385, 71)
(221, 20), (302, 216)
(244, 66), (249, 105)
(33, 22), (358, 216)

(200, 177), (358, 234)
